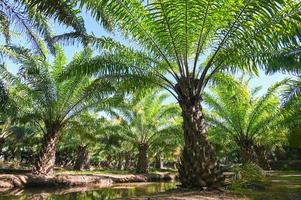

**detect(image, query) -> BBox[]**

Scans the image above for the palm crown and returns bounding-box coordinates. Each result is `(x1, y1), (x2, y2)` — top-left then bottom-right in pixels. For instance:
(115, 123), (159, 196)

(78, 0), (301, 98)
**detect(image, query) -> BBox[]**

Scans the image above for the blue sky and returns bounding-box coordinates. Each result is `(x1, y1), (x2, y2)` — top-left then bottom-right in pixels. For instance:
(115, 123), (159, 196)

(6, 9), (289, 97)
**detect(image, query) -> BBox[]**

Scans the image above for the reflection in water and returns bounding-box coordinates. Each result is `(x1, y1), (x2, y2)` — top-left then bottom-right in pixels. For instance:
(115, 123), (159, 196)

(0, 182), (177, 200)
(1, 174), (301, 200)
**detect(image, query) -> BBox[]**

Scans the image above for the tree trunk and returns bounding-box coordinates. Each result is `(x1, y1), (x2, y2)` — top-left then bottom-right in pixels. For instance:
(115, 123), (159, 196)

(105, 155), (113, 168)
(33, 130), (60, 176)
(74, 145), (90, 170)
(236, 136), (257, 164)
(155, 154), (164, 169)
(124, 152), (132, 170)
(178, 99), (224, 188)
(0, 137), (5, 158)
(117, 153), (124, 170)
(136, 143), (148, 174)
(254, 145), (271, 170)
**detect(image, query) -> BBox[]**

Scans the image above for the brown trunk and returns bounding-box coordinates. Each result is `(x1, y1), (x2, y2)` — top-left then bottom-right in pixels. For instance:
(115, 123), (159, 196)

(33, 128), (60, 176)
(155, 154), (164, 169)
(236, 136), (257, 164)
(117, 153), (123, 170)
(106, 155), (113, 168)
(74, 145), (90, 170)
(254, 145), (271, 170)
(178, 99), (224, 188)
(136, 143), (148, 174)
(0, 137), (5, 157)
(124, 152), (132, 170)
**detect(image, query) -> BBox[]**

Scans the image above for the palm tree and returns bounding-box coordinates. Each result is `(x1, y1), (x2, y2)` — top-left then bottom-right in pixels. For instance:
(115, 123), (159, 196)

(107, 91), (181, 173)
(60, 113), (101, 170)
(68, 0), (301, 188)
(204, 76), (286, 169)
(0, 47), (123, 176)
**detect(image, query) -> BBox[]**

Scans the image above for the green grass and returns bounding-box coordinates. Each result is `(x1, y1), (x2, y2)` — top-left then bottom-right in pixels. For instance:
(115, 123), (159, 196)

(230, 170), (301, 200)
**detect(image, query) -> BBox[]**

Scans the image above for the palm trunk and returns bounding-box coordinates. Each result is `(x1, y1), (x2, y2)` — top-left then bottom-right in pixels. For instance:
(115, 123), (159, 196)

(237, 136), (257, 164)
(155, 154), (163, 169)
(178, 99), (224, 188)
(106, 155), (113, 168)
(254, 145), (270, 170)
(74, 145), (90, 170)
(117, 153), (123, 170)
(124, 152), (132, 170)
(33, 129), (60, 176)
(0, 137), (5, 157)
(136, 143), (148, 174)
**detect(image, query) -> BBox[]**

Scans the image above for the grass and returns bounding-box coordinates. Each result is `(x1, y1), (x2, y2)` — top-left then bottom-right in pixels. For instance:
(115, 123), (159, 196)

(230, 170), (301, 200)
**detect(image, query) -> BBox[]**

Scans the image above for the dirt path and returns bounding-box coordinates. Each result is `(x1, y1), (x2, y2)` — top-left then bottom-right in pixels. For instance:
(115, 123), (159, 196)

(0, 172), (177, 189)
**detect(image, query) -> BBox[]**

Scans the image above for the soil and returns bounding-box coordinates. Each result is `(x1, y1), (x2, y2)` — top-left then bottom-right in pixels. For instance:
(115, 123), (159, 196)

(0, 172), (177, 189)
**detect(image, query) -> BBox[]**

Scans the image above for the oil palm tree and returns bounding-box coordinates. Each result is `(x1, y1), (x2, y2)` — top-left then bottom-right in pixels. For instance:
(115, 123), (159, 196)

(107, 91), (181, 173)
(66, 0), (301, 188)
(204, 76), (286, 169)
(0, 47), (123, 176)
(60, 113), (101, 170)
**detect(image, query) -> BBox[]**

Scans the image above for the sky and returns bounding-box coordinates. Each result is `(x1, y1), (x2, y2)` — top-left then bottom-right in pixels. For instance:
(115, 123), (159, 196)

(5, 9), (290, 99)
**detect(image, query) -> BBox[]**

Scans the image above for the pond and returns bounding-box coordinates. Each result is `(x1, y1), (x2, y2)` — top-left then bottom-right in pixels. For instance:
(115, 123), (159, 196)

(0, 172), (300, 200)
(0, 182), (178, 200)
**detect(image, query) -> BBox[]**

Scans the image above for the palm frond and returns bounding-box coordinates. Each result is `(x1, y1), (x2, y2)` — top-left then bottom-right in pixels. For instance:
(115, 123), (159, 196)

(19, 0), (86, 33)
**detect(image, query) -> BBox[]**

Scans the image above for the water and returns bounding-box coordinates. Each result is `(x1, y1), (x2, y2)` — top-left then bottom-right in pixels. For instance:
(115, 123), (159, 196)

(0, 172), (300, 200)
(0, 182), (178, 200)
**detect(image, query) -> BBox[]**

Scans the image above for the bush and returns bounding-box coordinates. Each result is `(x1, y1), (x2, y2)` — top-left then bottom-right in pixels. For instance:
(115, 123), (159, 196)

(230, 162), (269, 190)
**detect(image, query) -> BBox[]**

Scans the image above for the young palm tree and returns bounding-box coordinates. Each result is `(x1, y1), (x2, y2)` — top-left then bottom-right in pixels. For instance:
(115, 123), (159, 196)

(204, 76), (286, 169)
(64, 0), (301, 187)
(60, 113), (101, 170)
(107, 91), (181, 173)
(0, 47), (123, 176)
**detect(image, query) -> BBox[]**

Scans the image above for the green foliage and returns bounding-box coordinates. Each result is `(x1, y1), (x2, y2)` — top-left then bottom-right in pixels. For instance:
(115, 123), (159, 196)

(204, 75), (287, 162)
(281, 77), (301, 148)
(231, 162), (269, 189)
(106, 90), (182, 153)
(77, 0), (301, 101)
(0, 0), (89, 59)
(0, 46), (125, 170)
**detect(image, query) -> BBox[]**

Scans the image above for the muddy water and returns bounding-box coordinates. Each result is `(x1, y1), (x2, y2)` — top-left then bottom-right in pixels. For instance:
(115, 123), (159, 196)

(0, 172), (300, 200)
(0, 182), (178, 200)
